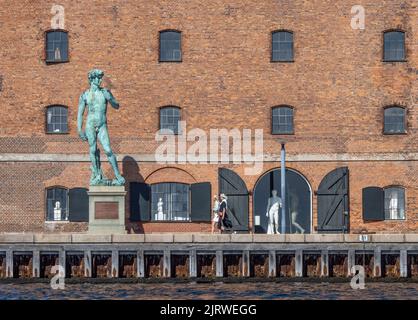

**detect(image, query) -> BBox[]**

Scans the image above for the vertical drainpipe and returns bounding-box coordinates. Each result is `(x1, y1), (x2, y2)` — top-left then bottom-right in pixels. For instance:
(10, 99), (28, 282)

(281, 143), (286, 235)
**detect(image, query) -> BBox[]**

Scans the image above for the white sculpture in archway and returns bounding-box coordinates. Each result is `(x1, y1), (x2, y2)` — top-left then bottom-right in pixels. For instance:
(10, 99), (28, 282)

(265, 190), (282, 234)
(54, 201), (62, 221)
(290, 194), (305, 234)
(157, 198), (164, 220)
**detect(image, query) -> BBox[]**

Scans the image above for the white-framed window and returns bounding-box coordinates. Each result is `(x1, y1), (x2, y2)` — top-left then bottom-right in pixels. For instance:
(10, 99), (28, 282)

(151, 183), (190, 221)
(159, 30), (182, 62)
(383, 30), (405, 62)
(384, 187), (405, 220)
(46, 105), (68, 133)
(272, 30), (294, 62)
(272, 106), (294, 134)
(160, 106), (181, 134)
(45, 30), (69, 63)
(384, 106), (406, 134)
(46, 187), (68, 221)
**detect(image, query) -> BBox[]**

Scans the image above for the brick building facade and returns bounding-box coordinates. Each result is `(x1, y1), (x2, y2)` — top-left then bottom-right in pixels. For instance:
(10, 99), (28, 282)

(0, 0), (417, 234)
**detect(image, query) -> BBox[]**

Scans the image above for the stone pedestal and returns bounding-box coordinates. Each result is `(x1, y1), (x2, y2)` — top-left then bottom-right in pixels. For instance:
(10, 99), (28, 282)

(88, 186), (127, 234)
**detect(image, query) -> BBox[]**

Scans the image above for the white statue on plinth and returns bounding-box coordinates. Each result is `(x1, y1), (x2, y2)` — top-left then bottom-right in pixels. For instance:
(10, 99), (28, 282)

(266, 190), (282, 234)
(157, 198), (164, 220)
(389, 194), (398, 220)
(54, 201), (62, 221)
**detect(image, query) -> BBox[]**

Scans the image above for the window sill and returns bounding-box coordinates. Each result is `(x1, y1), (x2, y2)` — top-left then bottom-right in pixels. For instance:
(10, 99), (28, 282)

(45, 131), (69, 135)
(45, 220), (70, 224)
(45, 60), (70, 64)
(383, 132), (407, 135)
(382, 60), (407, 63)
(271, 60), (295, 63)
(148, 221), (192, 223)
(157, 130), (181, 136)
(158, 60), (183, 63)
(271, 132), (295, 135)
(157, 130), (184, 137)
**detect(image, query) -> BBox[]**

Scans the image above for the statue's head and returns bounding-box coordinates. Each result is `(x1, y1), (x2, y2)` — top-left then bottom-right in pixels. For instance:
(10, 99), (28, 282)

(88, 69), (104, 86)
(271, 189), (277, 197)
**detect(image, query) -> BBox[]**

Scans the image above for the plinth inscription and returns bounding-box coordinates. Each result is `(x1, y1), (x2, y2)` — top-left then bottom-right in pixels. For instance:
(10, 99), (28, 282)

(88, 185), (127, 234)
(95, 202), (119, 219)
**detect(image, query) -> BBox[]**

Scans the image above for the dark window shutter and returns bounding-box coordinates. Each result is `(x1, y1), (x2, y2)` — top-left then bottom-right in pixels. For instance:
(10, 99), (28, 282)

(191, 182), (211, 222)
(130, 182), (151, 222)
(362, 187), (384, 221)
(68, 188), (89, 222)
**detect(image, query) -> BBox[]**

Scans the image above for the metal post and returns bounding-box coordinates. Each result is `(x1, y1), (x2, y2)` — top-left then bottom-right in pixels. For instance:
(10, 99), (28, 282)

(84, 250), (92, 278)
(111, 250), (119, 278)
(321, 250), (329, 277)
(269, 250), (277, 278)
(6, 250), (13, 278)
(59, 250), (66, 279)
(281, 143), (286, 234)
(400, 250), (408, 278)
(348, 249), (355, 277)
(373, 247), (381, 278)
(242, 250), (250, 277)
(163, 250), (171, 278)
(32, 250), (40, 278)
(189, 249), (197, 278)
(295, 250), (303, 277)
(216, 251), (223, 278)
(137, 250), (144, 278)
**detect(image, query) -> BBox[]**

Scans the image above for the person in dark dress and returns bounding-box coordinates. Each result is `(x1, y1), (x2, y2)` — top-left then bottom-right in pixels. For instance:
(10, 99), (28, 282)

(218, 194), (232, 232)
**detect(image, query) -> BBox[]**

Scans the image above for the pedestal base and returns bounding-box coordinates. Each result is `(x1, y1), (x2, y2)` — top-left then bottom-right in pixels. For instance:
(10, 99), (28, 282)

(88, 186), (127, 234)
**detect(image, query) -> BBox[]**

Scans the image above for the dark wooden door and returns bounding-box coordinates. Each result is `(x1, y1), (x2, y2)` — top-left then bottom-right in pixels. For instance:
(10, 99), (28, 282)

(317, 167), (349, 233)
(218, 168), (249, 232)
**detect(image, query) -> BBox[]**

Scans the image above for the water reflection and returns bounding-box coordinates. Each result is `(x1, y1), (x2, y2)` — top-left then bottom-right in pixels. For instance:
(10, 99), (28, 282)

(0, 282), (417, 300)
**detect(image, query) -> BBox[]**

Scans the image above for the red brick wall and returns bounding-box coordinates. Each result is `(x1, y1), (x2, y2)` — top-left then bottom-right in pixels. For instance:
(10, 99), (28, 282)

(0, 1), (417, 233)
(0, 161), (416, 233)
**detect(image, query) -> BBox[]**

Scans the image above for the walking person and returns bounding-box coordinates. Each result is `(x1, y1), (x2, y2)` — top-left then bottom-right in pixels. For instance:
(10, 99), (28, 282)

(212, 195), (220, 234)
(218, 194), (232, 233)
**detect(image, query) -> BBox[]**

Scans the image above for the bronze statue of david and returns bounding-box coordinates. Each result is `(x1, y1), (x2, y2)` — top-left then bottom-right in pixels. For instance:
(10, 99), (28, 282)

(77, 69), (125, 186)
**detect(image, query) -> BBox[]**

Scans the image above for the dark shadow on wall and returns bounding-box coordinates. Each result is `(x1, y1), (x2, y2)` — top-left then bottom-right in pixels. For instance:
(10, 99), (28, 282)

(122, 156), (144, 183)
(122, 156), (145, 234)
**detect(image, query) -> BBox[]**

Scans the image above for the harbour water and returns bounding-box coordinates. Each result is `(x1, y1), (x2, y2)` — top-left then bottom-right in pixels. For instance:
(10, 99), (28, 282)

(0, 282), (417, 300)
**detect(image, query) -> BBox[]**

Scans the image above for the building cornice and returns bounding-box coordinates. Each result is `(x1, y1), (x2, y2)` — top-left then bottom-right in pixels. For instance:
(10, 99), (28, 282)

(1, 153), (418, 162)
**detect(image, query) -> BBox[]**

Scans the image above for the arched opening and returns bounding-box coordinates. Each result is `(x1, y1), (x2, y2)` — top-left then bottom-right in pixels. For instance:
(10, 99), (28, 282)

(253, 168), (312, 234)
(317, 167), (349, 233)
(218, 168), (249, 232)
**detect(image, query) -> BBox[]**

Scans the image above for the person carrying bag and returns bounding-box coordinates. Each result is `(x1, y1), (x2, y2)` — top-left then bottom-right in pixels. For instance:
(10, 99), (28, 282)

(218, 194), (233, 232)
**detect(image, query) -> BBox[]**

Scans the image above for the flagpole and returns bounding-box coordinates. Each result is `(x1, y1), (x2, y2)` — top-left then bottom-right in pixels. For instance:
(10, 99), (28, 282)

(281, 143), (286, 234)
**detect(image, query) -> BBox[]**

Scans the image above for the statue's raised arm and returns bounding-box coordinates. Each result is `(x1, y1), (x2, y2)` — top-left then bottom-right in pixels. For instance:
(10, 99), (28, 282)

(103, 89), (120, 109)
